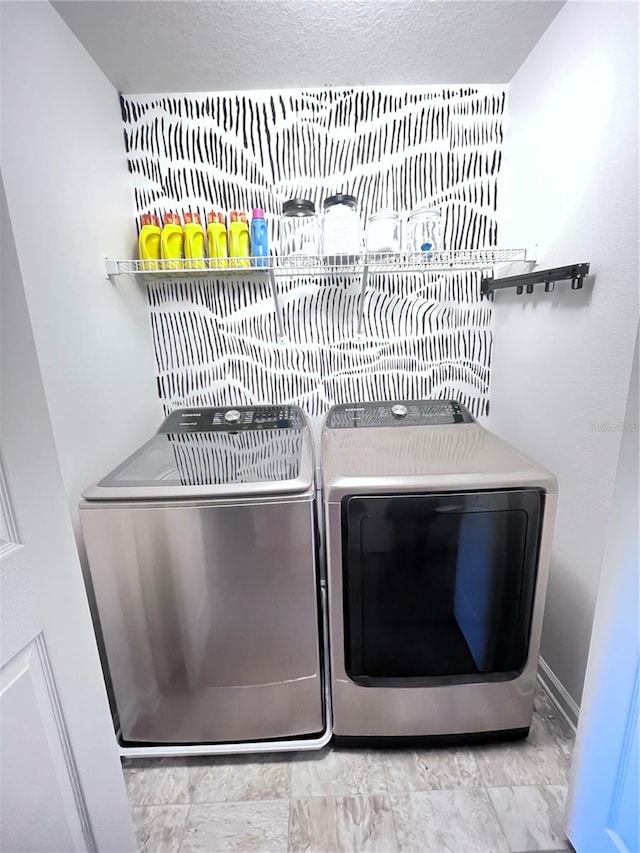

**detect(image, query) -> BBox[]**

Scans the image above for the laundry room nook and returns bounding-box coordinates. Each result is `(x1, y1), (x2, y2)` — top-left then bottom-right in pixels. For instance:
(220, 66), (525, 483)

(0, 2), (638, 853)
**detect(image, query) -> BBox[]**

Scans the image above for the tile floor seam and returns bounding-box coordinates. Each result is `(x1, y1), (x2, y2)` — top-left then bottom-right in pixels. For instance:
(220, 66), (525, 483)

(290, 792), (385, 802)
(286, 796), (294, 853)
(189, 794), (290, 805)
(175, 802), (191, 853)
(476, 750), (491, 794)
(512, 849), (570, 853)
(290, 791), (414, 806)
(380, 756), (393, 797)
(463, 748), (485, 793)
(475, 751), (493, 790)
(385, 788), (402, 853)
(486, 781), (519, 853)
(485, 783), (569, 792)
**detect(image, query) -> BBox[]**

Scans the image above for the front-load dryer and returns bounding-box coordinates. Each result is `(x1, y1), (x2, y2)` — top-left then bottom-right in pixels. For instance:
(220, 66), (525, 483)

(322, 399), (557, 744)
(80, 405), (324, 746)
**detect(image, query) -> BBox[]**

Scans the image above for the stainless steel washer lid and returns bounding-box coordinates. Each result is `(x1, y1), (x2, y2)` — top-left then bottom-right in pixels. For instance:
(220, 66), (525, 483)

(82, 406), (314, 501)
(322, 399), (557, 500)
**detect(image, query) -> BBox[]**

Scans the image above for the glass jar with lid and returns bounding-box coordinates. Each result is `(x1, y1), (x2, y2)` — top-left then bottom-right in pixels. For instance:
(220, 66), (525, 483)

(322, 194), (363, 261)
(366, 210), (401, 254)
(279, 198), (321, 263)
(404, 206), (443, 253)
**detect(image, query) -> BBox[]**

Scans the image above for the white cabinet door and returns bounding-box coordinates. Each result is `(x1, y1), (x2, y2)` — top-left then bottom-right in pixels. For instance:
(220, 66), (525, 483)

(0, 178), (136, 852)
(566, 326), (639, 853)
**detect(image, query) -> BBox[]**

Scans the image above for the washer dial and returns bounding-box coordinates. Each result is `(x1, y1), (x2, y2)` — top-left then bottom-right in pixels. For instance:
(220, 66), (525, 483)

(391, 404), (408, 419)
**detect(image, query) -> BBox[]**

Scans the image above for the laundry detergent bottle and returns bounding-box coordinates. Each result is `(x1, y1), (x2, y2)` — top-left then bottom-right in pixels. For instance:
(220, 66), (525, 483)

(250, 208), (269, 268)
(183, 212), (205, 269)
(161, 213), (183, 270)
(138, 214), (161, 271)
(207, 212), (229, 268)
(228, 211), (250, 268)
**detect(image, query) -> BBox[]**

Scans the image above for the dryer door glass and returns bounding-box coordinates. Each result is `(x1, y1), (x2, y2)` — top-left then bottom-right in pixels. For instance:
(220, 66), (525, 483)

(343, 489), (542, 685)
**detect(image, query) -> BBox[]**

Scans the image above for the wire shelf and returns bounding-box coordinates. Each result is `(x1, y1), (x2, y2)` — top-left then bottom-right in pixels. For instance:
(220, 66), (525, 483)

(106, 248), (534, 341)
(106, 248), (531, 279)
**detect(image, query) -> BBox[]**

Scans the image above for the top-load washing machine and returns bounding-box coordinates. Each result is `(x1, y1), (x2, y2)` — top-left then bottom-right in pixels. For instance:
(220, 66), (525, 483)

(80, 405), (325, 748)
(322, 399), (557, 744)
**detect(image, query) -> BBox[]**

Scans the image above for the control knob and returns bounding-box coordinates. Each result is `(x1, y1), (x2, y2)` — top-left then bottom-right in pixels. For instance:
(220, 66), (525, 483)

(391, 404), (408, 419)
(224, 409), (241, 424)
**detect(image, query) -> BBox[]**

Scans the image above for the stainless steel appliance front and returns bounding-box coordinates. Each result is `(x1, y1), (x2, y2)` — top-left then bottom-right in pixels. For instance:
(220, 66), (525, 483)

(80, 406), (324, 745)
(322, 400), (558, 740)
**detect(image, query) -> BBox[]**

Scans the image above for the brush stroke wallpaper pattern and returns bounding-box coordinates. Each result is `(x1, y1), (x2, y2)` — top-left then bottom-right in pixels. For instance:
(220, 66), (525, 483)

(121, 86), (506, 422)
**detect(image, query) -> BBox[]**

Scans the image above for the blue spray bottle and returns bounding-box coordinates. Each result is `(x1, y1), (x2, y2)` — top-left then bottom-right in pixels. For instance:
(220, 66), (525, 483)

(250, 208), (269, 268)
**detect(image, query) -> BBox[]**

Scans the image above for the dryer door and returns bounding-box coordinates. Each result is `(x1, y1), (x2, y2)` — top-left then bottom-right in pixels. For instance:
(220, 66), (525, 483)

(342, 489), (542, 685)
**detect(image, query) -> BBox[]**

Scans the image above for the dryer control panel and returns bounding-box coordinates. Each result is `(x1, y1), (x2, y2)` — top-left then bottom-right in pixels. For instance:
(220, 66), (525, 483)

(159, 406), (306, 433)
(325, 400), (475, 429)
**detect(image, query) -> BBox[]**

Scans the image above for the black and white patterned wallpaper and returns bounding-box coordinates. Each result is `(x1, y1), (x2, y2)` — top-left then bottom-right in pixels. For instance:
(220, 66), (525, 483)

(121, 86), (506, 421)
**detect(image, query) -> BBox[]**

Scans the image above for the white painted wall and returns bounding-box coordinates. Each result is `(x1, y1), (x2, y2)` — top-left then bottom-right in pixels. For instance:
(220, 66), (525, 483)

(489, 0), (639, 705)
(0, 1), (162, 521)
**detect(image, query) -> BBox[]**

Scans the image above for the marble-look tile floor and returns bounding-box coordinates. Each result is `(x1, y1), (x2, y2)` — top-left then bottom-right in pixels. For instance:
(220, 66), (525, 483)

(123, 687), (575, 853)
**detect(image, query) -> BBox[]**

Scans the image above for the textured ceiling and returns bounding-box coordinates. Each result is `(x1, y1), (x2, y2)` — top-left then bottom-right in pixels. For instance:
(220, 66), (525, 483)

(52, 0), (565, 94)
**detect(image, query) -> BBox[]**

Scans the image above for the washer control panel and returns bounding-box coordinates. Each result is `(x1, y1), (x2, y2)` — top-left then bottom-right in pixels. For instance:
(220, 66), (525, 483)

(325, 400), (475, 429)
(159, 406), (305, 433)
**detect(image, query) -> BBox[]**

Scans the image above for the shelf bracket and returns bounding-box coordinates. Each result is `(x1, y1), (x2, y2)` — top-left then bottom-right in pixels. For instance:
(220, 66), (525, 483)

(356, 263), (370, 337)
(481, 263), (590, 298)
(268, 269), (287, 342)
(105, 258), (119, 279)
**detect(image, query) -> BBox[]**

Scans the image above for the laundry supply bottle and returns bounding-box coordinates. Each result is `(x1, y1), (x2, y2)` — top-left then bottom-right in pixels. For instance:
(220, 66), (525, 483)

(207, 212), (229, 268)
(183, 212), (205, 269)
(250, 208), (269, 268)
(138, 214), (161, 271)
(161, 213), (184, 270)
(228, 211), (250, 268)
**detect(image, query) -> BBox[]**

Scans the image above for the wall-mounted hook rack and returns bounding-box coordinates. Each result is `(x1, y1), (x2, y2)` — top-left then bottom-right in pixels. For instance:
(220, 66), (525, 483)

(481, 263), (590, 298)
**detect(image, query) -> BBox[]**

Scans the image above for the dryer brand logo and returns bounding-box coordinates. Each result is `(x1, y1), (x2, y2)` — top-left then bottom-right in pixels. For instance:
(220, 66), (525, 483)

(121, 86), (506, 424)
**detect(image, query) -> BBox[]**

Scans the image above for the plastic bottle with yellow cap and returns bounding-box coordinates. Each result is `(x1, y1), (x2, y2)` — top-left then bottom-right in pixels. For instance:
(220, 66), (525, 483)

(161, 213), (183, 270)
(183, 212), (205, 270)
(138, 214), (161, 271)
(228, 211), (250, 268)
(207, 212), (229, 268)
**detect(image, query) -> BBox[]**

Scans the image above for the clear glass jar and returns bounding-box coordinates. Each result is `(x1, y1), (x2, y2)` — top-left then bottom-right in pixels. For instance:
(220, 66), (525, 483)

(279, 198), (321, 263)
(322, 194), (362, 260)
(366, 210), (401, 254)
(405, 206), (443, 253)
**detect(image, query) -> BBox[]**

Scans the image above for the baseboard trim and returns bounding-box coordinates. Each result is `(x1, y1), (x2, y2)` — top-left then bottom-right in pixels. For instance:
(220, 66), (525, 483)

(538, 656), (579, 733)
